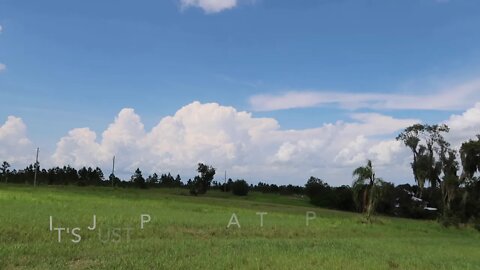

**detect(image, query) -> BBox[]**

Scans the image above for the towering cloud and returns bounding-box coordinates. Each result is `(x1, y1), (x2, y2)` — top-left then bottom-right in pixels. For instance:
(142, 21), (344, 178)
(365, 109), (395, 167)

(51, 102), (418, 184)
(0, 116), (34, 166)
(3, 102), (480, 185)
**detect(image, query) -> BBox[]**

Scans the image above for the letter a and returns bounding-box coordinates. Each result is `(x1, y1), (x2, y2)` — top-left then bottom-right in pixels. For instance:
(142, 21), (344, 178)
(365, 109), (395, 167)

(227, 213), (241, 229)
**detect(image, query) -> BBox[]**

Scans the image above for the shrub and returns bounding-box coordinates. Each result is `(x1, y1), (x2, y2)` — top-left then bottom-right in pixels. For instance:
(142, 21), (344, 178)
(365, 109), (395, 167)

(333, 186), (355, 211)
(305, 177), (334, 207)
(190, 163), (216, 195)
(474, 221), (480, 232)
(232, 179), (249, 196)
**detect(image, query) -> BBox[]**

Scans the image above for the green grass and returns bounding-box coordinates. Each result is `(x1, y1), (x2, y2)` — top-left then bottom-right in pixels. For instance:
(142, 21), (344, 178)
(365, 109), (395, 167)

(1, 184), (479, 269)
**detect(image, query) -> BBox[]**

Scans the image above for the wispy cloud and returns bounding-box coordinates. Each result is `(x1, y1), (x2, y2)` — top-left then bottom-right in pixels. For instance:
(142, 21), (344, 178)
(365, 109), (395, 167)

(249, 79), (480, 111)
(180, 0), (238, 13)
(0, 63), (6, 72)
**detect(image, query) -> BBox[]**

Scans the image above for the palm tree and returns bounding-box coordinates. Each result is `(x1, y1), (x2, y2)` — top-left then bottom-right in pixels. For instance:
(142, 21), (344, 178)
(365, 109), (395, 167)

(352, 160), (384, 221)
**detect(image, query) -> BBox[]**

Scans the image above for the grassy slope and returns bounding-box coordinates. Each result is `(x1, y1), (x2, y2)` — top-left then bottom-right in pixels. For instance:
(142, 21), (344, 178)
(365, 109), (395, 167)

(0, 184), (479, 270)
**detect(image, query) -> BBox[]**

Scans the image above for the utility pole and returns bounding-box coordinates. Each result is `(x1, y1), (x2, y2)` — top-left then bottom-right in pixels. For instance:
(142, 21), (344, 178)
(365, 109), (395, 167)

(111, 155), (115, 187)
(224, 170), (227, 192)
(33, 147), (39, 187)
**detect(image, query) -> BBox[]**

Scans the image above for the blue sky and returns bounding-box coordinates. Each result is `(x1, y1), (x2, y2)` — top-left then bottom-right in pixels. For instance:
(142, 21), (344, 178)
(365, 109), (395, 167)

(1, 0), (480, 184)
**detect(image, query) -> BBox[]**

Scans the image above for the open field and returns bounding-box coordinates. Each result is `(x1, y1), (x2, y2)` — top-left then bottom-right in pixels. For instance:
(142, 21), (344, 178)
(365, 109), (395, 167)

(0, 184), (479, 269)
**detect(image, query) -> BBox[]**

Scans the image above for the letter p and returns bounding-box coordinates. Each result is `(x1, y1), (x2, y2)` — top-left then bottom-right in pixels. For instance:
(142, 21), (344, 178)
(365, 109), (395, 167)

(140, 214), (151, 229)
(306, 211), (316, 226)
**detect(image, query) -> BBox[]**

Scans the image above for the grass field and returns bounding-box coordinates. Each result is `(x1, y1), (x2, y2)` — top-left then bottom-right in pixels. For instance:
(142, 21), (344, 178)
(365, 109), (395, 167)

(1, 184), (479, 269)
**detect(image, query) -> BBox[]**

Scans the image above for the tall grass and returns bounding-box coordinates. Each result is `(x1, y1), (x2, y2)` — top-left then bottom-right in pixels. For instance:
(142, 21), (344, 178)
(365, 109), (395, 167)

(0, 184), (479, 269)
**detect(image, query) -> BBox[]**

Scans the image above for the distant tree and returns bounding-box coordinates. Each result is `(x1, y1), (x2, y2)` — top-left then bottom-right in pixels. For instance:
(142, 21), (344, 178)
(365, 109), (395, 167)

(231, 179), (249, 196)
(1, 161), (11, 183)
(93, 167), (104, 185)
(305, 177), (333, 207)
(374, 182), (396, 215)
(79, 167), (86, 185)
(459, 136), (480, 223)
(78, 167), (103, 186)
(64, 166), (79, 185)
(224, 178), (233, 192)
(131, 168), (147, 189)
(174, 174), (182, 187)
(147, 173), (159, 187)
(438, 141), (460, 223)
(109, 173), (121, 187)
(460, 135), (480, 182)
(352, 160), (384, 221)
(77, 167), (103, 186)
(332, 185), (355, 211)
(396, 124), (449, 196)
(190, 163), (215, 195)
(160, 173), (177, 187)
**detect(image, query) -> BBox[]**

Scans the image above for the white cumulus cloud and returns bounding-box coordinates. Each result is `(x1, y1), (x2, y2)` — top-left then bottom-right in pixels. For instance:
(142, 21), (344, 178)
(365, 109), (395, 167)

(0, 116), (34, 167)
(52, 108), (147, 171)
(3, 101), (480, 185)
(445, 102), (480, 148)
(180, 0), (237, 13)
(51, 102), (420, 185)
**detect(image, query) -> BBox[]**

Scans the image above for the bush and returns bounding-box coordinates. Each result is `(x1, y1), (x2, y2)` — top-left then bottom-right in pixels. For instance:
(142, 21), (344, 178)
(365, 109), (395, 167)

(333, 186), (355, 211)
(305, 177), (334, 207)
(231, 179), (249, 196)
(439, 213), (461, 228)
(474, 221), (480, 232)
(189, 164), (216, 195)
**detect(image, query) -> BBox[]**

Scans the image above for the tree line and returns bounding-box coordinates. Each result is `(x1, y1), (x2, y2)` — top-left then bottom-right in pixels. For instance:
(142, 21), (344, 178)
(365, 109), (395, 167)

(303, 124), (480, 229)
(0, 163), (184, 188)
(1, 123), (479, 229)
